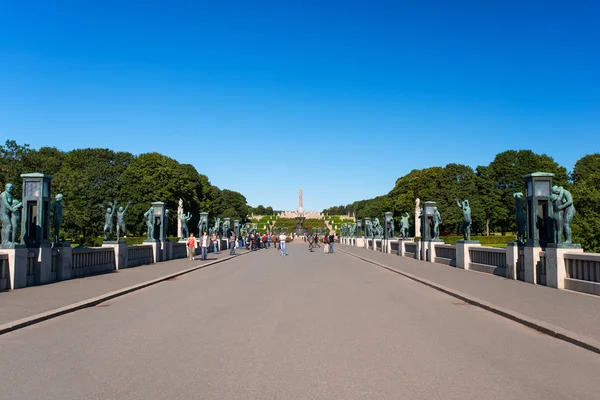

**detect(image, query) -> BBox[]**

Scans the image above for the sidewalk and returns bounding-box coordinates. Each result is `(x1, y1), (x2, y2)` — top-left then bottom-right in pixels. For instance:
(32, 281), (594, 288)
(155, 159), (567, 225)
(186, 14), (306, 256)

(338, 244), (600, 351)
(0, 249), (250, 329)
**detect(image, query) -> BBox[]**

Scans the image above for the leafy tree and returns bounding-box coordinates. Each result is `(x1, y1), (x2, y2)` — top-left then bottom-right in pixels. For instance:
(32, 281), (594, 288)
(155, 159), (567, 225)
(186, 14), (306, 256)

(0, 140), (31, 195)
(119, 153), (207, 236)
(571, 154), (600, 252)
(53, 149), (133, 245)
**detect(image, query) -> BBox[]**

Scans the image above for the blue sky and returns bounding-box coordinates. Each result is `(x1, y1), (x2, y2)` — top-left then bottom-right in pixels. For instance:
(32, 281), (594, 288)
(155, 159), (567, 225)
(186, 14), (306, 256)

(1, 1), (598, 211)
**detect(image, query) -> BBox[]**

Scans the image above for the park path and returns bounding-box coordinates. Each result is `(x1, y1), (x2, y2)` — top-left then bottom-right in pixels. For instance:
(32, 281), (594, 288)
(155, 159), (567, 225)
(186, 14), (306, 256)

(1, 243), (599, 400)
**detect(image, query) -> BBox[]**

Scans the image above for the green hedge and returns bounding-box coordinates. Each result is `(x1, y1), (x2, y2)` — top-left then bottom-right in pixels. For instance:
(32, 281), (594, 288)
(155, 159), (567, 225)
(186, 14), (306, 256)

(442, 235), (516, 245)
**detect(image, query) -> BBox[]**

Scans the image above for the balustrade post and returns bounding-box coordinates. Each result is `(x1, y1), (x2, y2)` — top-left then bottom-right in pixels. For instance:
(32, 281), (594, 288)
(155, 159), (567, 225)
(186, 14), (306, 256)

(455, 240), (481, 270)
(545, 245), (583, 289)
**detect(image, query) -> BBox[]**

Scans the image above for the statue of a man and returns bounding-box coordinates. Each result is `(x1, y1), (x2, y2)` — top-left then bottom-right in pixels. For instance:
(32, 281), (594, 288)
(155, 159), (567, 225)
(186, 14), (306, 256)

(433, 207), (442, 239)
(386, 218), (395, 238)
(49, 194), (64, 243)
(102, 201), (117, 240)
(180, 212), (192, 239)
(116, 202), (131, 240)
(550, 185), (576, 244)
(0, 183), (23, 245)
(144, 206), (155, 240)
(513, 192), (526, 243)
(456, 198), (472, 241)
(400, 212), (410, 238)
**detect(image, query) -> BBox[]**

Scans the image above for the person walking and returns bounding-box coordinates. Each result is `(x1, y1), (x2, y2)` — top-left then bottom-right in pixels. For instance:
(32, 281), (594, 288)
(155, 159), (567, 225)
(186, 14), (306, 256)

(279, 231), (287, 256)
(187, 233), (197, 260)
(229, 231), (237, 255)
(211, 232), (219, 254)
(329, 232), (335, 253)
(201, 231), (209, 260)
(323, 233), (329, 254)
(314, 233), (320, 247)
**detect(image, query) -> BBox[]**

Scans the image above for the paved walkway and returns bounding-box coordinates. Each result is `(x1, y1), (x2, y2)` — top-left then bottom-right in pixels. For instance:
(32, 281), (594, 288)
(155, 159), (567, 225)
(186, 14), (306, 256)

(0, 247), (251, 326)
(2, 243), (599, 400)
(338, 243), (600, 345)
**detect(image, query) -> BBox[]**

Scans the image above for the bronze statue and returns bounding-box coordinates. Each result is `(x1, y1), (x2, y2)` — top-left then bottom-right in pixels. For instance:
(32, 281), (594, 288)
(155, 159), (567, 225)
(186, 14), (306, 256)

(49, 194), (64, 243)
(513, 192), (526, 243)
(179, 211), (192, 239)
(400, 212), (410, 238)
(101, 201), (117, 240)
(116, 202), (131, 240)
(144, 206), (154, 240)
(0, 183), (23, 245)
(433, 207), (442, 240)
(386, 218), (395, 238)
(456, 198), (472, 241)
(550, 185), (576, 244)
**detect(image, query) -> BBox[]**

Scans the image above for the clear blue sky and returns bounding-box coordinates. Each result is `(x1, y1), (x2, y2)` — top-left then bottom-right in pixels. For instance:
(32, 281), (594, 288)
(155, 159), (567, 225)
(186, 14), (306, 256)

(1, 1), (598, 211)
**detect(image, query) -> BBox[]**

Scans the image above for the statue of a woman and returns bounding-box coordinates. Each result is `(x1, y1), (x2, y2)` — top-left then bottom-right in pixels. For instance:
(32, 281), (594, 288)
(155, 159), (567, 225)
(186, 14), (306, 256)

(456, 198), (472, 241)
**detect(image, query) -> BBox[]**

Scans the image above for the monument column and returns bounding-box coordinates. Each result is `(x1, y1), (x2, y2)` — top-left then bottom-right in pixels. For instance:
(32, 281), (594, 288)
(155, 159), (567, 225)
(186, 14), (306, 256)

(299, 188), (303, 215)
(414, 198), (421, 238)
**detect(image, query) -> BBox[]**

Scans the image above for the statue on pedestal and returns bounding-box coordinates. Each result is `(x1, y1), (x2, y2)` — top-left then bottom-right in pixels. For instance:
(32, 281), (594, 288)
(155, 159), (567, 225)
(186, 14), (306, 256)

(513, 192), (526, 243)
(340, 225), (347, 237)
(433, 207), (442, 240)
(456, 198), (472, 241)
(222, 219), (231, 237)
(101, 200), (117, 240)
(386, 218), (395, 238)
(116, 202), (131, 240)
(49, 194), (64, 243)
(144, 206), (154, 240)
(0, 183), (23, 245)
(372, 218), (383, 238)
(550, 185), (576, 244)
(400, 212), (410, 238)
(179, 211), (192, 239)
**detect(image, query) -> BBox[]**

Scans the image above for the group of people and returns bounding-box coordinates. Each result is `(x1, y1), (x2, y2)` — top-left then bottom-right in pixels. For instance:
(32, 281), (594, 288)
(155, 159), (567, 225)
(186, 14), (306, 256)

(306, 232), (336, 254)
(184, 230), (291, 260)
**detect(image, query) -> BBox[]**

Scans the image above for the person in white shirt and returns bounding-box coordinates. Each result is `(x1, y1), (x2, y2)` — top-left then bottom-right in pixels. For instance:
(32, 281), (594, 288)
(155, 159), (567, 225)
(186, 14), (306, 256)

(201, 231), (209, 260)
(279, 232), (287, 256)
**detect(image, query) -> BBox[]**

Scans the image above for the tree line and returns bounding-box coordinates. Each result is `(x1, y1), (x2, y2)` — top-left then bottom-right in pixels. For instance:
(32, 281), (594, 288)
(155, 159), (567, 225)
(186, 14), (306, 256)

(325, 150), (600, 252)
(0, 140), (249, 246)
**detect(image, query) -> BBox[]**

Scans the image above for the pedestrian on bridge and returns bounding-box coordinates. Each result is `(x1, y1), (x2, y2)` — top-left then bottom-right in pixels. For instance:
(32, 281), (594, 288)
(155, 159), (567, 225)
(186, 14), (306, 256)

(229, 231), (237, 256)
(323, 233), (329, 254)
(329, 232), (335, 253)
(279, 231), (287, 256)
(187, 233), (197, 260)
(201, 231), (209, 260)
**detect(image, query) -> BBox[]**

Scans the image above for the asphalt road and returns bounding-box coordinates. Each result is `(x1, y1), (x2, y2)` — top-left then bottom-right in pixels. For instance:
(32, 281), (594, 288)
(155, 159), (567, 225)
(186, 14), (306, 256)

(1, 243), (599, 400)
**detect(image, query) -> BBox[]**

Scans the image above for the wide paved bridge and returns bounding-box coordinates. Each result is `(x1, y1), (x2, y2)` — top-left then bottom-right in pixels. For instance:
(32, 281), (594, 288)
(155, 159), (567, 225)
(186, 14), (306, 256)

(2, 243), (600, 399)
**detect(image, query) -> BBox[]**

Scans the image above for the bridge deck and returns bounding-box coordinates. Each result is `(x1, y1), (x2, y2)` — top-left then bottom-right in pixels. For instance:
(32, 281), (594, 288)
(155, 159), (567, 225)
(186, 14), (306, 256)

(1, 243), (599, 399)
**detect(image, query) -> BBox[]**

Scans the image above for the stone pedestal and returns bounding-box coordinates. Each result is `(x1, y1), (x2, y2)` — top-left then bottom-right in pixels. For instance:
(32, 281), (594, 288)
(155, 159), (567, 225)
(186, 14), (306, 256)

(421, 240), (444, 262)
(145, 240), (161, 263)
(35, 245), (53, 285)
(102, 241), (128, 270)
(524, 245), (541, 284)
(545, 244), (583, 289)
(164, 241), (172, 261)
(55, 243), (73, 281)
(2, 247), (28, 290)
(506, 242), (520, 280)
(356, 237), (365, 248)
(456, 240), (481, 270)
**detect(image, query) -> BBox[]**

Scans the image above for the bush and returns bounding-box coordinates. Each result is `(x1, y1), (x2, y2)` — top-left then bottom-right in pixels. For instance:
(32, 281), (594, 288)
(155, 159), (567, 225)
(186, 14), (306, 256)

(442, 235), (516, 245)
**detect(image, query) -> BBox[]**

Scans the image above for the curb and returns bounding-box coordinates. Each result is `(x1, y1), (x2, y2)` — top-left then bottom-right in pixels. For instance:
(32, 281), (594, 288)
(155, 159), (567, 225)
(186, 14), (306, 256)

(0, 251), (250, 336)
(338, 247), (600, 355)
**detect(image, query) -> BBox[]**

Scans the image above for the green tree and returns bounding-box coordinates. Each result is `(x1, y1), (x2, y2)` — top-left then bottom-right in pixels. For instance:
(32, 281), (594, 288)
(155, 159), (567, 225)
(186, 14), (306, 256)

(571, 154), (600, 252)
(53, 149), (133, 245)
(0, 140), (31, 195)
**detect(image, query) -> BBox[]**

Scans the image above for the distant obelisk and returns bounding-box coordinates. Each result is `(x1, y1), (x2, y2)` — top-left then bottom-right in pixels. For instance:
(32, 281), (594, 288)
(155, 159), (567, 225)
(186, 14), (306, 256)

(299, 188), (303, 215)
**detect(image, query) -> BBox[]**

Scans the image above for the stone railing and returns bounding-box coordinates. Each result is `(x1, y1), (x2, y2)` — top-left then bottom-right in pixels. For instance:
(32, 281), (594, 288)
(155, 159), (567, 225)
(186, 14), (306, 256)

(127, 245), (153, 268)
(435, 244), (456, 266)
(72, 247), (115, 278)
(390, 240), (399, 253)
(0, 254), (8, 291)
(367, 239), (374, 250)
(404, 242), (417, 258)
(564, 253), (600, 296)
(517, 248), (525, 281)
(469, 247), (507, 277)
(172, 242), (187, 259)
(375, 239), (383, 252)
